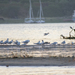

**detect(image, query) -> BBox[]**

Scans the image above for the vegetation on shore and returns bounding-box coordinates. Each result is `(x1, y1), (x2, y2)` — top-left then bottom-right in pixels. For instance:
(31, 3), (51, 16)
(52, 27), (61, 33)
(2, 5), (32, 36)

(0, 16), (73, 23)
(0, 0), (75, 23)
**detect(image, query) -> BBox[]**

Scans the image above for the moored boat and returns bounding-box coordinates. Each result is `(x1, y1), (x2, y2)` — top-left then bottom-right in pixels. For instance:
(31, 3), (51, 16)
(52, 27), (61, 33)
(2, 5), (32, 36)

(60, 26), (75, 39)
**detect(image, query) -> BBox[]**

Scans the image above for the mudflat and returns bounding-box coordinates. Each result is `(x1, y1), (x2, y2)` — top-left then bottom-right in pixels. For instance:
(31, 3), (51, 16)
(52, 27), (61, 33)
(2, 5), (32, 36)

(0, 57), (75, 66)
(0, 44), (75, 66)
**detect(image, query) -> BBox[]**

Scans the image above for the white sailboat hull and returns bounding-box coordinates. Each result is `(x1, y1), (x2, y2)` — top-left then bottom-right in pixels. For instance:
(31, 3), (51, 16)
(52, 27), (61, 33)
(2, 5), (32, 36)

(25, 0), (45, 23)
(25, 0), (35, 23)
(25, 20), (35, 23)
(36, 0), (45, 23)
(36, 20), (45, 23)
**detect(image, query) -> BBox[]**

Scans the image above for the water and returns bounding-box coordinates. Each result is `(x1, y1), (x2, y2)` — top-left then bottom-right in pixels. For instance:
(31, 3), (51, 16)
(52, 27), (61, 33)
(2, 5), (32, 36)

(0, 23), (75, 75)
(0, 23), (75, 45)
(0, 66), (75, 75)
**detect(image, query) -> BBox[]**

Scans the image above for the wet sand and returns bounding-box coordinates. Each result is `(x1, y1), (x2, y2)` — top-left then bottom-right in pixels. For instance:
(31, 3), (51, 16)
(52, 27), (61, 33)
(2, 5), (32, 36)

(0, 44), (75, 66)
(0, 57), (75, 66)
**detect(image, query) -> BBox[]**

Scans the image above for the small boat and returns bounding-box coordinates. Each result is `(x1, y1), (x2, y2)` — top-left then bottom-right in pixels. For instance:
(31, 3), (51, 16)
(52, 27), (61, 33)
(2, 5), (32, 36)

(25, 0), (35, 23)
(60, 26), (75, 39)
(36, 0), (45, 23)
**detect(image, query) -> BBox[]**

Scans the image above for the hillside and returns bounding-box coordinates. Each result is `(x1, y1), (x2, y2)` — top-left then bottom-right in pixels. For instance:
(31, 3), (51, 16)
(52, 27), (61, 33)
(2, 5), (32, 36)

(0, 0), (75, 19)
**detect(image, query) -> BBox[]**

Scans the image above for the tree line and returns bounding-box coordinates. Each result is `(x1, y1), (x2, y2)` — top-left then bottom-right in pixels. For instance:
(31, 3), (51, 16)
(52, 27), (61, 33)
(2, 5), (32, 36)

(0, 0), (75, 18)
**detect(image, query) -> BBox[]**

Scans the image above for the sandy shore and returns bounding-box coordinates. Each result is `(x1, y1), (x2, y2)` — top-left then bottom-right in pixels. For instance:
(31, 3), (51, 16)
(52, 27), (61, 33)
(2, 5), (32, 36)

(0, 57), (75, 66)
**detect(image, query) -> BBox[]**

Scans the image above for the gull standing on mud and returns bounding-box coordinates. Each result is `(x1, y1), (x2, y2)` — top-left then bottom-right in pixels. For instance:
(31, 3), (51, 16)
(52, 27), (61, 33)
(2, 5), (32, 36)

(8, 40), (13, 44)
(61, 41), (66, 45)
(71, 42), (74, 45)
(22, 40), (30, 45)
(51, 42), (58, 45)
(34, 41), (41, 45)
(61, 41), (66, 49)
(0, 40), (3, 44)
(17, 42), (20, 45)
(14, 40), (20, 45)
(41, 40), (44, 45)
(3, 38), (9, 44)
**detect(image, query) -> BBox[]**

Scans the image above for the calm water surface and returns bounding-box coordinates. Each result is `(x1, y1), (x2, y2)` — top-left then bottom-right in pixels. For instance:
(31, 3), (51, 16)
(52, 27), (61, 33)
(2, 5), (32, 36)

(0, 23), (75, 44)
(0, 66), (75, 75)
(0, 23), (75, 75)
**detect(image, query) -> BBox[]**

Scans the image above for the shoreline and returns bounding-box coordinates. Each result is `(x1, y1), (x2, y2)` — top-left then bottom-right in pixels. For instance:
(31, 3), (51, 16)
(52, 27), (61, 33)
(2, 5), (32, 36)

(0, 57), (75, 66)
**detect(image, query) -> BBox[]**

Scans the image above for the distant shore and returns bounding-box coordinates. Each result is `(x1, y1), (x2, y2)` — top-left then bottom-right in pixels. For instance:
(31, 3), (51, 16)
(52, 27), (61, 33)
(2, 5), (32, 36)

(0, 17), (73, 24)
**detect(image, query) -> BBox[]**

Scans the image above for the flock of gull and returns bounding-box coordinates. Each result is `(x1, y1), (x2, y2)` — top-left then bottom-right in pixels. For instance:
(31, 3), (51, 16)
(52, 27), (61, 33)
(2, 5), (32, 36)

(0, 38), (74, 46)
(0, 38), (30, 45)
(0, 33), (50, 45)
(35, 40), (74, 45)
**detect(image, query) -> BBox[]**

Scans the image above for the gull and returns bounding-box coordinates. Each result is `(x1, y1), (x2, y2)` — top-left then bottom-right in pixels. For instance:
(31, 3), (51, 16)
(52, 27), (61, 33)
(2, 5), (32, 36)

(34, 41), (41, 45)
(51, 42), (58, 45)
(22, 40), (30, 45)
(71, 42), (74, 45)
(17, 42), (20, 45)
(70, 26), (73, 29)
(3, 38), (9, 44)
(44, 41), (50, 44)
(0, 40), (3, 44)
(41, 40), (44, 45)
(61, 41), (66, 45)
(8, 40), (13, 44)
(14, 40), (19, 45)
(44, 32), (49, 36)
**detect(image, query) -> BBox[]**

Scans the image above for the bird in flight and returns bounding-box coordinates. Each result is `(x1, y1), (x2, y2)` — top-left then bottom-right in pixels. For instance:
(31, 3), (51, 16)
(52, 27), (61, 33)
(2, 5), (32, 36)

(44, 32), (49, 36)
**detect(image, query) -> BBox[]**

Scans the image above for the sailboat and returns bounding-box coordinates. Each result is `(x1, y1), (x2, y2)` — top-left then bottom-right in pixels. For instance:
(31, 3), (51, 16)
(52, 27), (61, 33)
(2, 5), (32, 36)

(36, 0), (45, 23)
(25, 0), (34, 23)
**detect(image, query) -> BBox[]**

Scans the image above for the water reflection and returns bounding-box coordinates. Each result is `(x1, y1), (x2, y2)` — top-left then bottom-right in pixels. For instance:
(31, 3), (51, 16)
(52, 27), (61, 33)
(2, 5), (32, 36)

(0, 66), (75, 75)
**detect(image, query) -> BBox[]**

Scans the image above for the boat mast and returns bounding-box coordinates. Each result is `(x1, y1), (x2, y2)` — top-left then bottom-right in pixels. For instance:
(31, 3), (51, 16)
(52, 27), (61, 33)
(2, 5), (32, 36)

(39, 0), (41, 22)
(29, 0), (32, 20)
(25, 0), (34, 23)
